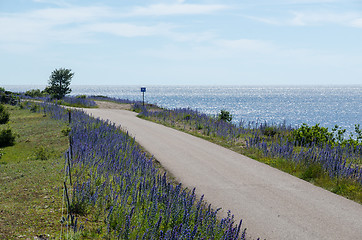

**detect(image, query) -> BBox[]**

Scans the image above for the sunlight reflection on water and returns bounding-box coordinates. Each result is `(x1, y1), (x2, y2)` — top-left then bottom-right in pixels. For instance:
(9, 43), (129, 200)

(5, 85), (361, 133)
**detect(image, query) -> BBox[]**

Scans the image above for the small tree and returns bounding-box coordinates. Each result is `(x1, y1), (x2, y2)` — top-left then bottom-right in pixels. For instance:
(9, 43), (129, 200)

(0, 104), (10, 124)
(218, 109), (232, 123)
(0, 126), (16, 147)
(47, 68), (74, 99)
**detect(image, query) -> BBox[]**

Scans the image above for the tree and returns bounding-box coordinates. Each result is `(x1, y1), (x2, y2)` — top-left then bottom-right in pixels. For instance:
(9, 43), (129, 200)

(47, 68), (74, 99)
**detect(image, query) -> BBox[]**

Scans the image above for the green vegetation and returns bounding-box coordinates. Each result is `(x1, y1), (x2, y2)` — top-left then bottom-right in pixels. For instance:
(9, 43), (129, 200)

(292, 123), (362, 147)
(0, 105), (69, 239)
(0, 104), (10, 124)
(218, 109), (232, 122)
(0, 88), (19, 105)
(0, 104), (15, 147)
(0, 126), (16, 147)
(47, 68), (74, 99)
(25, 89), (47, 98)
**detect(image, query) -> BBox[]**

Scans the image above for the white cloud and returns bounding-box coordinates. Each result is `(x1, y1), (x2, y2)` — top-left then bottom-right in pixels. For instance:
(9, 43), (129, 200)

(246, 10), (362, 28)
(244, 15), (281, 25)
(289, 11), (360, 26)
(141, 38), (278, 62)
(349, 18), (362, 28)
(281, 0), (341, 3)
(168, 31), (216, 42)
(127, 3), (229, 16)
(33, 0), (71, 7)
(85, 22), (174, 37)
(30, 6), (112, 24)
(216, 39), (274, 53)
(0, 0), (223, 52)
(0, 2), (225, 53)
(0, 6), (112, 47)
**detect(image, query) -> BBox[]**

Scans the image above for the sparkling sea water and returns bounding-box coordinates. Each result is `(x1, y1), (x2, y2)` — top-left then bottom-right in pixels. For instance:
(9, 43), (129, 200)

(4, 85), (362, 134)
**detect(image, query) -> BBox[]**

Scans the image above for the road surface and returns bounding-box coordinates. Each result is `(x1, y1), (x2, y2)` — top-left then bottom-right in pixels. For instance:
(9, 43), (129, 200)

(83, 107), (362, 240)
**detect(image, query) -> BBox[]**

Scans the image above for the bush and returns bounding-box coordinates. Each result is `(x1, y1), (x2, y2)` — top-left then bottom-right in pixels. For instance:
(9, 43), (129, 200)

(261, 126), (279, 137)
(300, 164), (324, 181)
(30, 104), (39, 113)
(218, 109), (232, 122)
(292, 123), (333, 146)
(0, 104), (10, 124)
(25, 89), (44, 98)
(34, 146), (49, 160)
(0, 126), (16, 147)
(61, 126), (71, 136)
(76, 95), (87, 99)
(0, 92), (18, 105)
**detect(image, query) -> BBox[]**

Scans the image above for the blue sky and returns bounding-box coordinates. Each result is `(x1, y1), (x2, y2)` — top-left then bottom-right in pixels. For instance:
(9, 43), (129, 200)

(1, 0), (361, 86)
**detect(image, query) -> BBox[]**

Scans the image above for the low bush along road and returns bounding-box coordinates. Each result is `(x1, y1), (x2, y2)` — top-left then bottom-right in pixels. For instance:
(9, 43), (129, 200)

(83, 106), (362, 240)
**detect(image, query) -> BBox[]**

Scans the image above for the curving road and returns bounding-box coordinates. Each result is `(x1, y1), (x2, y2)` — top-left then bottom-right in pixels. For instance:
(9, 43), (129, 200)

(83, 107), (362, 240)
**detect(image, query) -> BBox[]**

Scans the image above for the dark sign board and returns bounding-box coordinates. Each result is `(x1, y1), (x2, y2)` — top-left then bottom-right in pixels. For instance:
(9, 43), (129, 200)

(141, 87), (146, 92)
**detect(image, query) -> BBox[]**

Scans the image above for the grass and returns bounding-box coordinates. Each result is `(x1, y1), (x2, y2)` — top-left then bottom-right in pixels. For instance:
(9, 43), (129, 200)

(0, 105), (69, 239)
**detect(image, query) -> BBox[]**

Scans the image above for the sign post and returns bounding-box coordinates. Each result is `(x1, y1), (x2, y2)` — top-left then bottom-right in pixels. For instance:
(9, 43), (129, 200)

(141, 87), (146, 106)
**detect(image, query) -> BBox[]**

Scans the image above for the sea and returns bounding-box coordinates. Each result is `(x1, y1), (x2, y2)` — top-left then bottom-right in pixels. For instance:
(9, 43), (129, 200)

(4, 85), (362, 134)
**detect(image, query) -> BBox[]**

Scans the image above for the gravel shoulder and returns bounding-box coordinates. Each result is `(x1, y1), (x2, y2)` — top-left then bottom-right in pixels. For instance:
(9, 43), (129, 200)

(83, 104), (362, 240)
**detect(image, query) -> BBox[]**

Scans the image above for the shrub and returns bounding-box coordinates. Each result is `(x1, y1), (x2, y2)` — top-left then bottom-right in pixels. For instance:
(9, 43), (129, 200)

(300, 164), (324, 181)
(347, 124), (362, 146)
(76, 95), (87, 99)
(0, 104), (10, 124)
(34, 146), (49, 160)
(0, 126), (16, 147)
(0, 88), (18, 105)
(218, 109), (232, 122)
(25, 89), (44, 98)
(0, 92), (18, 105)
(292, 123), (334, 146)
(184, 114), (191, 121)
(61, 126), (71, 136)
(261, 126), (279, 137)
(30, 104), (39, 113)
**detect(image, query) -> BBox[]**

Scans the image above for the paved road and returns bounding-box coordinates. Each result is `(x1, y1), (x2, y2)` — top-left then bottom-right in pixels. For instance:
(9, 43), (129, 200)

(83, 108), (362, 240)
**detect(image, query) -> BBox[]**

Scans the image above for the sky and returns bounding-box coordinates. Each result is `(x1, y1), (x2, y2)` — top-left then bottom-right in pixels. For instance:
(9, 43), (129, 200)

(0, 0), (361, 86)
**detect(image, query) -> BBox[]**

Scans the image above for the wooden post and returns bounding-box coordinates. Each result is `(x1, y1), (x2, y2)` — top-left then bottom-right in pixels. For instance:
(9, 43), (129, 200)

(68, 110), (71, 124)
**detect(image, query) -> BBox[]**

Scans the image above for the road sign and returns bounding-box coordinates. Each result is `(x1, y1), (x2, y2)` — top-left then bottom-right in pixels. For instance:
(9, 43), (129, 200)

(141, 87), (146, 106)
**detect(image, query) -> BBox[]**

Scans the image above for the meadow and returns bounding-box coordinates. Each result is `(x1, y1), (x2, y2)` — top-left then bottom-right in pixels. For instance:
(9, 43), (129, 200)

(0, 104), (68, 238)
